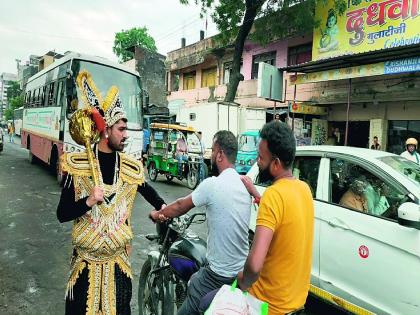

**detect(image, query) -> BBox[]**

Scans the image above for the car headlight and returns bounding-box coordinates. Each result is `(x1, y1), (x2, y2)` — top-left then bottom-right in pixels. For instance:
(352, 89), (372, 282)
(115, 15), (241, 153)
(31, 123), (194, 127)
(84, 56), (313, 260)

(247, 159), (255, 166)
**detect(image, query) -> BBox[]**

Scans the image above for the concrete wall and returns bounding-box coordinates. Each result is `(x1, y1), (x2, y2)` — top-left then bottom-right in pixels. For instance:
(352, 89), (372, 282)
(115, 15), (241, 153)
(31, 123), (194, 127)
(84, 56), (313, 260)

(242, 41), (288, 80)
(133, 47), (167, 107)
(167, 79), (280, 108)
(166, 34), (312, 108)
(242, 35), (312, 80)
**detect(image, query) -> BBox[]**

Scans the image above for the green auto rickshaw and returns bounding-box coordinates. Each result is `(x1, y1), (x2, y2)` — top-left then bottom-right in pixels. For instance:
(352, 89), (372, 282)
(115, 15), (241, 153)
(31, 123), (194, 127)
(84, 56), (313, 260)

(146, 123), (203, 189)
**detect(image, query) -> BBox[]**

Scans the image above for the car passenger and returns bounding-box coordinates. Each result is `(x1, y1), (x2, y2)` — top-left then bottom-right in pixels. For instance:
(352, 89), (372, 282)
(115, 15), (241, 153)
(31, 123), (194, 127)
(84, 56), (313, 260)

(339, 178), (369, 212)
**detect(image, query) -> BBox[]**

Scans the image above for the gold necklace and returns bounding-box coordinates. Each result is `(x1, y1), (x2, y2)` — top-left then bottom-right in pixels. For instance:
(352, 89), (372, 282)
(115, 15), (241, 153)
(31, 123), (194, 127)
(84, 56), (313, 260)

(95, 145), (119, 204)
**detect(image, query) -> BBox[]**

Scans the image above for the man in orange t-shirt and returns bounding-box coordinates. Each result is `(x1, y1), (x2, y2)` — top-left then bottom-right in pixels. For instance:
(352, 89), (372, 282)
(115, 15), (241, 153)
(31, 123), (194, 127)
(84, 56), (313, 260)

(238, 121), (314, 315)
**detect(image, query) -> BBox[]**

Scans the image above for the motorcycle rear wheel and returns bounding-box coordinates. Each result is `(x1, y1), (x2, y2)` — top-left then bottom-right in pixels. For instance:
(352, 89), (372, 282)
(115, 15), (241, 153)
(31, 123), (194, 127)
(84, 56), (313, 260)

(138, 259), (174, 315)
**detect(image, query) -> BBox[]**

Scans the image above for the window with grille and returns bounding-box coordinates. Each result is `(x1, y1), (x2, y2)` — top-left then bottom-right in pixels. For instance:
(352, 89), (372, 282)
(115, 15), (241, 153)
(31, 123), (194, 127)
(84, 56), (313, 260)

(223, 60), (243, 84)
(251, 51), (276, 79)
(287, 43), (312, 66)
(201, 67), (217, 88)
(183, 72), (196, 90)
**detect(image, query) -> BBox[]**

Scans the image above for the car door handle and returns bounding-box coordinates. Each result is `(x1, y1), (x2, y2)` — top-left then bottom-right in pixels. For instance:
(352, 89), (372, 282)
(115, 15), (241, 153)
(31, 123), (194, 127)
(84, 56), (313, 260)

(327, 218), (350, 230)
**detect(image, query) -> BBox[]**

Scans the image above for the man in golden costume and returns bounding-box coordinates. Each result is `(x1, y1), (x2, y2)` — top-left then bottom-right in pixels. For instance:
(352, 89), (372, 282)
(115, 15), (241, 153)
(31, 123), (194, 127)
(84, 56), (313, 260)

(57, 71), (165, 315)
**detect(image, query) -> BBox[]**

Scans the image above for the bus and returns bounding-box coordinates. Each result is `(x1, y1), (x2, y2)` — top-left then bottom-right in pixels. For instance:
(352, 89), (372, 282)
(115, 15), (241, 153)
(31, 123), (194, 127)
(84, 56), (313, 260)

(13, 106), (23, 136)
(21, 52), (144, 183)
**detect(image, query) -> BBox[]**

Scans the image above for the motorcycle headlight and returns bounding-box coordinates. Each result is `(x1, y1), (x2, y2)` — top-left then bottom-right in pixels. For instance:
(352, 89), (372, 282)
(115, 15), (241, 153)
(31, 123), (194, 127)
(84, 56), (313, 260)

(247, 159), (255, 166)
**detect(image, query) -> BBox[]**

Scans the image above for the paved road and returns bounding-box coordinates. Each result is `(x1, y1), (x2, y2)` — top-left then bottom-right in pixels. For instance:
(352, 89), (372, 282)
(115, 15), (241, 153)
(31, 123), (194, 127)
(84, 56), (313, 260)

(0, 139), (345, 314)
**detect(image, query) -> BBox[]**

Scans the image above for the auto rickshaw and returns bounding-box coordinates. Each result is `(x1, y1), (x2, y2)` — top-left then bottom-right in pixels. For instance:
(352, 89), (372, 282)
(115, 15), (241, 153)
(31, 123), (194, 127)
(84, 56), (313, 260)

(146, 123), (203, 189)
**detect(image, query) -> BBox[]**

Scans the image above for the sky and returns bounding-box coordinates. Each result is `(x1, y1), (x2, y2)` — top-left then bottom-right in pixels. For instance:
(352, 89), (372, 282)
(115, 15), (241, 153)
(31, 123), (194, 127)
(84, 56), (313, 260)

(0, 0), (219, 74)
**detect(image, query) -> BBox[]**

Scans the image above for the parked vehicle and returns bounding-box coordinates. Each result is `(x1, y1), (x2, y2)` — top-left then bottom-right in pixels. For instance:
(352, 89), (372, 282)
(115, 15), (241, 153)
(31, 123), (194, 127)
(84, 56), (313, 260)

(13, 106), (23, 137)
(174, 101), (266, 151)
(143, 114), (174, 157)
(147, 123), (203, 189)
(247, 146), (420, 315)
(138, 213), (207, 315)
(0, 128), (3, 152)
(235, 130), (260, 175)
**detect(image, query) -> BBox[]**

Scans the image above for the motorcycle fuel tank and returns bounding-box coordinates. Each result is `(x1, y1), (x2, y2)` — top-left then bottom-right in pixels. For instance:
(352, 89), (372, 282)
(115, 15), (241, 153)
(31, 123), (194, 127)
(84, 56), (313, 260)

(168, 235), (207, 281)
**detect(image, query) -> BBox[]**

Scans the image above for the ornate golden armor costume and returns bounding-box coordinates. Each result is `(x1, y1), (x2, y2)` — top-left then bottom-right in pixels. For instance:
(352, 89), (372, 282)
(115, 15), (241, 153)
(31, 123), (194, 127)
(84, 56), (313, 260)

(61, 151), (144, 315)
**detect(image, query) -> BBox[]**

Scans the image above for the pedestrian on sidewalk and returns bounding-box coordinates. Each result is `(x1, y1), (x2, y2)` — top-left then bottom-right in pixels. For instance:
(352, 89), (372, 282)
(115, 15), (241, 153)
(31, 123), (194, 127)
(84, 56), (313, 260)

(56, 71), (166, 315)
(8, 124), (14, 143)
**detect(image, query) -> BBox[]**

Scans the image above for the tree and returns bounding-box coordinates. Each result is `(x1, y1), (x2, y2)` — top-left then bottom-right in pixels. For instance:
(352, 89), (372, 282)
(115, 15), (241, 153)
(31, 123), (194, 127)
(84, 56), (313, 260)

(113, 27), (157, 62)
(180, 0), (346, 102)
(4, 95), (24, 120)
(6, 81), (22, 100)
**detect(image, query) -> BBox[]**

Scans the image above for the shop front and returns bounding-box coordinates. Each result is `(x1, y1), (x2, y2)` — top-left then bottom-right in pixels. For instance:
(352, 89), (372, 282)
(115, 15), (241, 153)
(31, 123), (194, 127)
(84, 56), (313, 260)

(284, 54), (420, 151)
(281, 0), (420, 152)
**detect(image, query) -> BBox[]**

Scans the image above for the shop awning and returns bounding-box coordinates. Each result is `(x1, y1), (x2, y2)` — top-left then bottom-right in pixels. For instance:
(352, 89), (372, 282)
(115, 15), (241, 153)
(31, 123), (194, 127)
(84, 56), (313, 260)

(266, 109), (288, 115)
(281, 43), (420, 73)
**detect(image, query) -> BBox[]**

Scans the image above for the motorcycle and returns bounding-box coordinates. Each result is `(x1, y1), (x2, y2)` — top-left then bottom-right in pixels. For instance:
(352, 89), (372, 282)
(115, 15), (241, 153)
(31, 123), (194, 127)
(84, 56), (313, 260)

(138, 213), (207, 315)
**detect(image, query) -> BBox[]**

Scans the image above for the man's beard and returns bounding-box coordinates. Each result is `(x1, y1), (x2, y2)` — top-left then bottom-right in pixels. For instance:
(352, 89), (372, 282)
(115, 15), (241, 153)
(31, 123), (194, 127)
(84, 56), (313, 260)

(108, 138), (124, 152)
(210, 159), (219, 176)
(258, 164), (274, 184)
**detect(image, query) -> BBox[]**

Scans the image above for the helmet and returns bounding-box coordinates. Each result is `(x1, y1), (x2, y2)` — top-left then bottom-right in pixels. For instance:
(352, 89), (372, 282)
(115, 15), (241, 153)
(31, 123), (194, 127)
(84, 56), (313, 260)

(406, 138), (418, 147)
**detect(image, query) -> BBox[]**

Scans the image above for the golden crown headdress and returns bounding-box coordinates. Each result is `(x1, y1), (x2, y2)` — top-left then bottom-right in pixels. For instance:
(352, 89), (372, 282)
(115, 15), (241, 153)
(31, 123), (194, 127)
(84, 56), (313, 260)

(76, 70), (127, 127)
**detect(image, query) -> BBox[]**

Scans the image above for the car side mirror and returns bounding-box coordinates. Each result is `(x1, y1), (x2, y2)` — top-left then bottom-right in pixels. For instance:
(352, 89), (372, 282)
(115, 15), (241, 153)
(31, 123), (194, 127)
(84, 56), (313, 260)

(398, 202), (420, 230)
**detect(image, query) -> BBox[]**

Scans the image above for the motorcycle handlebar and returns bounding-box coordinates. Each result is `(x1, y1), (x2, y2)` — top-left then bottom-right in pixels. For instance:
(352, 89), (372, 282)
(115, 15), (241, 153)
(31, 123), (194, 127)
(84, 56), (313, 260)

(186, 212), (206, 226)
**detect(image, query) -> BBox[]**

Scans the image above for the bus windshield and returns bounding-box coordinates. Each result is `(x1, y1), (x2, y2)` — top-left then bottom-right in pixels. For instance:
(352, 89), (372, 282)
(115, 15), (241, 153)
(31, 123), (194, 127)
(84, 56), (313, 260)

(73, 60), (142, 130)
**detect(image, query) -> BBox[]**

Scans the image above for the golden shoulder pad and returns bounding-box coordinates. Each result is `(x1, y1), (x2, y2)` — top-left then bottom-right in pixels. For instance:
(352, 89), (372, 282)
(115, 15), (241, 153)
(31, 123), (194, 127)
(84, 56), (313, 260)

(60, 152), (92, 177)
(119, 153), (145, 186)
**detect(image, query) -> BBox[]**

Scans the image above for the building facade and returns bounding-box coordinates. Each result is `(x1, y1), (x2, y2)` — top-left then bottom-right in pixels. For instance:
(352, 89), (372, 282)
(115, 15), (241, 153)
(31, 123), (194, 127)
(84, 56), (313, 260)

(165, 33), (313, 114)
(283, 0), (420, 154)
(0, 72), (18, 118)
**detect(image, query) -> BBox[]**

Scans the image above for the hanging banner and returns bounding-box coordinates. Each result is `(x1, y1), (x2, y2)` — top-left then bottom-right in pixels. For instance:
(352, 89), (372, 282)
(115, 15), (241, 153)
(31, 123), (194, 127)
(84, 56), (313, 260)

(288, 101), (328, 115)
(290, 56), (420, 84)
(312, 0), (420, 61)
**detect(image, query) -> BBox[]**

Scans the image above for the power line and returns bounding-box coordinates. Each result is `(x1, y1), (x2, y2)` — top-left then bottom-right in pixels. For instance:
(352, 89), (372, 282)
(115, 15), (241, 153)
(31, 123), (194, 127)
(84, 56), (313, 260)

(155, 16), (203, 42)
(0, 25), (113, 43)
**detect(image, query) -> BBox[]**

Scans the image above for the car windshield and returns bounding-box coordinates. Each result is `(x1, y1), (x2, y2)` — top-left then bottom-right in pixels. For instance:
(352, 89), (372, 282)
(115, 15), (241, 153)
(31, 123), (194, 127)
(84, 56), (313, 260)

(239, 135), (259, 152)
(378, 156), (420, 187)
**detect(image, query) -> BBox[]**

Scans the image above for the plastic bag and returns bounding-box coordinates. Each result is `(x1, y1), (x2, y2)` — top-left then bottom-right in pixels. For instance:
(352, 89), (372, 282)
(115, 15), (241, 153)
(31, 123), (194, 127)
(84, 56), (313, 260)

(205, 280), (268, 315)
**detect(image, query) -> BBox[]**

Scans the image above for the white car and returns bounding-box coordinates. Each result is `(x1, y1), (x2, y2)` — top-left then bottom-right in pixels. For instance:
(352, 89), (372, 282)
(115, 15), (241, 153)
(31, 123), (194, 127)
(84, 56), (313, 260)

(247, 146), (420, 315)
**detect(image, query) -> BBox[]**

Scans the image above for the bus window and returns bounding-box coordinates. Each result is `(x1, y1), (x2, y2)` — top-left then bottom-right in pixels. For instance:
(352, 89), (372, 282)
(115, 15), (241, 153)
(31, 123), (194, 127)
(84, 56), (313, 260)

(32, 89), (37, 107)
(36, 88), (42, 106)
(56, 81), (64, 107)
(48, 82), (55, 106)
(25, 92), (31, 107)
(41, 86), (46, 106)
